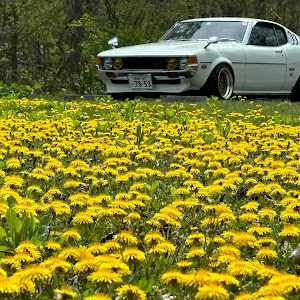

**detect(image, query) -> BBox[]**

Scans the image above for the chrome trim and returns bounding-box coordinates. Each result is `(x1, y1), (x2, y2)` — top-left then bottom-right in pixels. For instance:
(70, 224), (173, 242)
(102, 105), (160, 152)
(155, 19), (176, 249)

(96, 64), (198, 78)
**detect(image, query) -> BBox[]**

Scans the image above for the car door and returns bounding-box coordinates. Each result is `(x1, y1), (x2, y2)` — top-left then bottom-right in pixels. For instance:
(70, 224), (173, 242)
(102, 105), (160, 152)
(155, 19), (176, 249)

(243, 22), (287, 92)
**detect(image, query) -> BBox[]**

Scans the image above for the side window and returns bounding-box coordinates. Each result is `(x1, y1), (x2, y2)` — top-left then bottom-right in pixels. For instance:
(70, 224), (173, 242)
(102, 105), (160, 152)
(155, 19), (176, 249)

(248, 22), (278, 46)
(274, 25), (287, 45)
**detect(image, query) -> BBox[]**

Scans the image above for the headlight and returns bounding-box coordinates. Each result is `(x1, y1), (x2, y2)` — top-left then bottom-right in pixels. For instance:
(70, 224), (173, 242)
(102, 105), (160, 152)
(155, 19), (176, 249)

(113, 58), (123, 70)
(166, 58), (177, 70)
(178, 58), (189, 70)
(103, 58), (113, 70)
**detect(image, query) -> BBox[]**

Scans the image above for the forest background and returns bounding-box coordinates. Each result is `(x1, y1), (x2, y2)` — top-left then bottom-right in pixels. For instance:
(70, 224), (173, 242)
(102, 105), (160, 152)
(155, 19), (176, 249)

(0, 0), (299, 95)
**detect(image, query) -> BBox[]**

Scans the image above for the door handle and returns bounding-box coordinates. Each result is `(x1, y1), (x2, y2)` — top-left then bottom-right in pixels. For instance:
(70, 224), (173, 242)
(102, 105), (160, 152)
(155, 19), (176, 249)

(275, 50), (283, 53)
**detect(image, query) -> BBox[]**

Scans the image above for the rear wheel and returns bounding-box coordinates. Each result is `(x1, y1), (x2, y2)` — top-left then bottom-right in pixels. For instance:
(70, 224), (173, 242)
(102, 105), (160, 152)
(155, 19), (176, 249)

(289, 77), (300, 101)
(206, 64), (234, 99)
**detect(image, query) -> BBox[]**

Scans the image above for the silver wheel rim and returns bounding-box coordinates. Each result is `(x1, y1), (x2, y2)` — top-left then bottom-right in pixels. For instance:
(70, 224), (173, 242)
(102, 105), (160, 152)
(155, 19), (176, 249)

(218, 67), (234, 99)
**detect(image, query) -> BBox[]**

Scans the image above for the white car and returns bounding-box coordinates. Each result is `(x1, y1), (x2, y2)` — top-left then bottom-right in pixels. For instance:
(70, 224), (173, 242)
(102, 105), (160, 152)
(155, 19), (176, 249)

(96, 17), (300, 100)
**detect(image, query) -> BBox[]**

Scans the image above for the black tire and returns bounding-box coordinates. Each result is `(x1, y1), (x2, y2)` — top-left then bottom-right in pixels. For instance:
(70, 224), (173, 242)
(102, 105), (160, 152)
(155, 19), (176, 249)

(206, 64), (234, 99)
(289, 77), (300, 102)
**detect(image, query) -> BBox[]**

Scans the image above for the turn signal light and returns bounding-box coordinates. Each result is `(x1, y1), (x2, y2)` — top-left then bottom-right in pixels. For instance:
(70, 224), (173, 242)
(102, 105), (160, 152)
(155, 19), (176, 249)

(167, 72), (179, 78)
(188, 57), (197, 64)
(106, 72), (116, 78)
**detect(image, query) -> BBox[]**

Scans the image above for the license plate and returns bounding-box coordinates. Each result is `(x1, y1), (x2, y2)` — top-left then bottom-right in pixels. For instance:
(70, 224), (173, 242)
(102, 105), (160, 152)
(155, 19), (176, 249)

(128, 74), (153, 89)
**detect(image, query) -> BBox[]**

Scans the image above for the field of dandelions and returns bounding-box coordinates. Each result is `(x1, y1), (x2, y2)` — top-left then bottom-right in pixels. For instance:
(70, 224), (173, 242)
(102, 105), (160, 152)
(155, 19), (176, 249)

(1, 96), (300, 300)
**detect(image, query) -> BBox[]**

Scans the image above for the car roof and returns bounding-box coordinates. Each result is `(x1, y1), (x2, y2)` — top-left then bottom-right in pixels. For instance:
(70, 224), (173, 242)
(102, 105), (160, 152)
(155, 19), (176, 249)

(181, 17), (282, 26)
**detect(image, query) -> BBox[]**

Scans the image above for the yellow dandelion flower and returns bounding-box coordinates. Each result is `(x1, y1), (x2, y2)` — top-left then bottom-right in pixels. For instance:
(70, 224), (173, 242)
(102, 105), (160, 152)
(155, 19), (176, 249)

(241, 201), (259, 211)
(161, 270), (185, 285)
(185, 232), (205, 245)
(59, 246), (80, 260)
(239, 212), (259, 222)
(144, 231), (165, 246)
(114, 230), (138, 245)
(15, 241), (41, 259)
(0, 276), (21, 293)
(213, 273), (239, 286)
(72, 212), (93, 224)
(258, 208), (277, 220)
(73, 257), (98, 273)
(45, 240), (61, 251)
(27, 185), (42, 193)
(88, 268), (122, 284)
(122, 247), (146, 263)
(6, 157), (21, 169)
(279, 224), (300, 237)
(41, 256), (72, 273)
(235, 292), (256, 300)
(116, 284), (146, 300)
(85, 293), (112, 300)
(177, 260), (193, 268)
(186, 247), (205, 259)
(195, 283), (229, 300)
(280, 208), (300, 221)
(54, 286), (77, 298)
(184, 269), (213, 288)
(123, 212), (141, 223)
(0, 201), (8, 217)
(62, 228), (81, 241)
(256, 237), (277, 247)
(88, 242), (108, 255)
(12, 253), (36, 263)
(18, 264), (51, 281)
(50, 200), (71, 215)
(248, 225), (272, 236)
(217, 244), (241, 257)
(227, 260), (255, 276)
(232, 232), (256, 248)
(256, 247), (278, 260)
(4, 175), (24, 187)
(151, 241), (176, 254)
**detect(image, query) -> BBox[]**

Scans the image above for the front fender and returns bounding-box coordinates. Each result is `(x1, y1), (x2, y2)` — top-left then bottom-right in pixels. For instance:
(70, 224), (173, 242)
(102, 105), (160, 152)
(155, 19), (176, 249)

(191, 45), (245, 91)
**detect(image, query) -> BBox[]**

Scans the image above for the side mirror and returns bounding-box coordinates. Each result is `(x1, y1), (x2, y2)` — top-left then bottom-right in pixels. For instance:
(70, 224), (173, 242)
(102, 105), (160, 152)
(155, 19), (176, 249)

(204, 36), (219, 49)
(108, 37), (119, 49)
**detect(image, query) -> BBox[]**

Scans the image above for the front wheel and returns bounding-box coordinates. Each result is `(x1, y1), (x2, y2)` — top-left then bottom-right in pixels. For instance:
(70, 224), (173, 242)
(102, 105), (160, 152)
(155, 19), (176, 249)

(206, 64), (234, 99)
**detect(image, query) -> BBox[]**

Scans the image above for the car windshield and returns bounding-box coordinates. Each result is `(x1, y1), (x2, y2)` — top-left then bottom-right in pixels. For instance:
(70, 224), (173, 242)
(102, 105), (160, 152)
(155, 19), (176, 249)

(162, 21), (248, 43)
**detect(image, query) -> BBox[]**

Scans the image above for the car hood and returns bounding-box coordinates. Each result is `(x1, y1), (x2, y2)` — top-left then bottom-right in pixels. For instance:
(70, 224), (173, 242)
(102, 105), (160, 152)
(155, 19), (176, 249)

(98, 40), (210, 57)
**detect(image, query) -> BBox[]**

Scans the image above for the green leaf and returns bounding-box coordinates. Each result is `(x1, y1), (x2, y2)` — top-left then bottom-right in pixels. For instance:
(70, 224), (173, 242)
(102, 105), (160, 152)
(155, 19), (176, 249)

(171, 187), (177, 196)
(6, 207), (17, 230)
(37, 225), (50, 241)
(145, 277), (155, 293)
(39, 214), (53, 227)
(7, 196), (17, 208)
(15, 218), (22, 233)
(33, 82), (41, 89)
(145, 136), (157, 145)
(0, 161), (5, 169)
(0, 226), (7, 241)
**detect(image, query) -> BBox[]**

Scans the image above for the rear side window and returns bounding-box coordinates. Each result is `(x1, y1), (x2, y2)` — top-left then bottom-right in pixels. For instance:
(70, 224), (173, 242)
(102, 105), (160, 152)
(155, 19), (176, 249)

(288, 31), (299, 45)
(274, 25), (287, 45)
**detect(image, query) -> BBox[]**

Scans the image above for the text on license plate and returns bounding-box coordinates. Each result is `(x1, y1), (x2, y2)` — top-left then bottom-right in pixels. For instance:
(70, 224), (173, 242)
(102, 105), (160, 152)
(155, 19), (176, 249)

(128, 74), (153, 89)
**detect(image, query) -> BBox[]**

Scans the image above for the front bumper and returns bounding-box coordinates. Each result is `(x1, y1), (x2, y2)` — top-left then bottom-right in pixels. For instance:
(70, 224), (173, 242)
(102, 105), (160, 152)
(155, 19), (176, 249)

(95, 64), (199, 94)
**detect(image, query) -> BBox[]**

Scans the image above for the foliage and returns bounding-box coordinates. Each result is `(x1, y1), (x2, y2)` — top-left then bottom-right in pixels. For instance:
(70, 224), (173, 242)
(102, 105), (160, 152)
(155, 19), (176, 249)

(0, 0), (300, 93)
(0, 81), (38, 99)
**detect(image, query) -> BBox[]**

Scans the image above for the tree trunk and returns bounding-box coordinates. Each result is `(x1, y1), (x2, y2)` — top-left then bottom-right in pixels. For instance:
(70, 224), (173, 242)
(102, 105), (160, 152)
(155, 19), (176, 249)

(66, 0), (84, 88)
(11, 0), (18, 83)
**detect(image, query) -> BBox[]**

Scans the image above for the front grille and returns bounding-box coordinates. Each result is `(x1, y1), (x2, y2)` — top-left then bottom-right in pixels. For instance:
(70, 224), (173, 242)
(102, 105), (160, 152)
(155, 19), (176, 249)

(121, 57), (174, 70)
